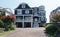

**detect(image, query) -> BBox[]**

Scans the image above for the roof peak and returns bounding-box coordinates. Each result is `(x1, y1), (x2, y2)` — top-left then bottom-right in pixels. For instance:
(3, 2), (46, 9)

(20, 3), (27, 5)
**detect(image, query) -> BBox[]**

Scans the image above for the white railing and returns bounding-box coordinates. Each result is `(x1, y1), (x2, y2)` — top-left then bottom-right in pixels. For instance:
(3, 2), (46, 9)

(16, 19), (33, 22)
(16, 19), (23, 22)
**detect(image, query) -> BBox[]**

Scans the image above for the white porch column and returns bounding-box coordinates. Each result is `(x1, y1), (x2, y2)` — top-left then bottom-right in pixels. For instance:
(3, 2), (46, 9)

(31, 15), (33, 28)
(22, 22), (24, 28)
(22, 15), (24, 28)
(31, 22), (32, 28)
(14, 16), (16, 25)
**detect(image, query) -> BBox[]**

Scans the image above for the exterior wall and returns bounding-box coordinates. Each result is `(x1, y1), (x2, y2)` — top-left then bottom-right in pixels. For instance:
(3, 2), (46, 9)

(33, 6), (46, 27)
(50, 7), (60, 22)
(39, 6), (46, 23)
(16, 16), (33, 22)
(15, 3), (46, 28)
(0, 8), (7, 15)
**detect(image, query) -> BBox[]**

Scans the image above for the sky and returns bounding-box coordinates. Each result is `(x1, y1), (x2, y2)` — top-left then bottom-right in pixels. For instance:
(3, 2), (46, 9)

(0, 0), (60, 23)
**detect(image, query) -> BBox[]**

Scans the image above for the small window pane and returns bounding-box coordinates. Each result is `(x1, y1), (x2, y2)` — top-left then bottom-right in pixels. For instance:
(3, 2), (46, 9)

(22, 5), (25, 8)
(25, 10), (29, 14)
(17, 10), (22, 14)
(35, 18), (37, 21)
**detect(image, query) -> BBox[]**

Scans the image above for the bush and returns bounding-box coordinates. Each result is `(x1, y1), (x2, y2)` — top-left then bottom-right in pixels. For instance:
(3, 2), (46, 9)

(54, 30), (60, 37)
(9, 25), (16, 30)
(45, 24), (59, 35)
(0, 28), (5, 33)
(4, 25), (16, 31)
(0, 20), (4, 28)
(39, 23), (45, 27)
(4, 25), (10, 31)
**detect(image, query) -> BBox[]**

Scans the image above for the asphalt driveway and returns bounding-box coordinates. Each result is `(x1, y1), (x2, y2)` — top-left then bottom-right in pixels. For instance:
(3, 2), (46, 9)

(3, 27), (48, 37)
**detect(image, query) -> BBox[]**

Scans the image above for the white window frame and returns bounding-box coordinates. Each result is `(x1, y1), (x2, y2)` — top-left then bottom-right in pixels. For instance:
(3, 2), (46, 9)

(22, 5), (25, 8)
(41, 16), (44, 21)
(25, 10), (29, 14)
(17, 10), (22, 14)
(35, 18), (37, 21)
(24, 16), (31, 20)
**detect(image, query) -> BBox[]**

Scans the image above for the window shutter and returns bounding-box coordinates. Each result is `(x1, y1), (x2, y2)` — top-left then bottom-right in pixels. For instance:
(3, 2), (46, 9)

(22, 10), (25, 14)
(29, 10), (32, 14)
(15, 10), (17, 14)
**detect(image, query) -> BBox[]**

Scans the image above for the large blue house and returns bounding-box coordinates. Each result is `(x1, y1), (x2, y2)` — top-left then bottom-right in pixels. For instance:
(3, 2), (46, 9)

(15, 3), (46, 28)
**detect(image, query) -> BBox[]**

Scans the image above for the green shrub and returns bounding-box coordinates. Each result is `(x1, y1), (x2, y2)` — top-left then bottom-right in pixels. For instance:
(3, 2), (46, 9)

(39, 24), (44, 27)
(39, 23), (45, 27)
(4, 25), (10, 31)
(4, 25), (16, 31)
(45, 24), (59, 35)
(9, 25), (16, 30)
(0, 28), (5, 33)
(0, 20), (4, 28)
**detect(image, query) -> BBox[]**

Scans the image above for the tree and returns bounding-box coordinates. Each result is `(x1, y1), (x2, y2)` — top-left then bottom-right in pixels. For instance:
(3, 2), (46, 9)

(50, 13), (60, 23)
(0, 14), (15, 25)
(0, 14), (16, 31)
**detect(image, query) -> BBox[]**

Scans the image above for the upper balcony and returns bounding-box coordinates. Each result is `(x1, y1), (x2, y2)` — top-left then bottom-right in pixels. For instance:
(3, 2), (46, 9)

(16, 19), (33, 22)
(16, 16), (33, 22)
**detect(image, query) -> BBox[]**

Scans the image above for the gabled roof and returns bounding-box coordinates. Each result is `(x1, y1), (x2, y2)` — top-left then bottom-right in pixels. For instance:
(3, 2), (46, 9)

(16, 3), (31, 9)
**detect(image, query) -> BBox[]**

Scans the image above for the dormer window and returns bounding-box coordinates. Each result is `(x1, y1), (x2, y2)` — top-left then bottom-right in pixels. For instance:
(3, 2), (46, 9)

(22, 5), (25, 8)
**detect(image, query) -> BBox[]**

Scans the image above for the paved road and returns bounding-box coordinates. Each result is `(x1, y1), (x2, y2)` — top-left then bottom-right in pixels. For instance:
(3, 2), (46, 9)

(3, 27), (48, 37)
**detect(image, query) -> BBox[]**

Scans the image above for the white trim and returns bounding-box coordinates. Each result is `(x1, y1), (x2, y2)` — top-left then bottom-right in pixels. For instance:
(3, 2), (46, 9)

(17, 10), (22, 14)
(31, 22), (32, 28)
(35, 18), (38, 21)
(25, 10), (29, 14)
(22, 4), (25, 8)
(23, 22), (24, 28)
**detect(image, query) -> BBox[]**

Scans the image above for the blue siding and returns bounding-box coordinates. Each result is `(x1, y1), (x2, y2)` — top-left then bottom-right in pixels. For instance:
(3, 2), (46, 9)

(29, 10), (32, 14)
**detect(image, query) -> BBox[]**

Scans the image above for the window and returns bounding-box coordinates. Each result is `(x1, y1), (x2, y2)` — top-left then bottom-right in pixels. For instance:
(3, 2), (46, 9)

(41, 16), (45, 21)
(17, 10), (22, 14)
(25, 10), (29, 14)
(22, 5), (25, 8)
(35, 18), (37, 21)
(58, 9), (60, 11)
(24, 16), (31, 20)
(16, 16), (23, 20)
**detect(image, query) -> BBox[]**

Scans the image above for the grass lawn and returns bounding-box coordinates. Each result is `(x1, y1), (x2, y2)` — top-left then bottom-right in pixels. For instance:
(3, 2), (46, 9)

(0, 31), (11, 37)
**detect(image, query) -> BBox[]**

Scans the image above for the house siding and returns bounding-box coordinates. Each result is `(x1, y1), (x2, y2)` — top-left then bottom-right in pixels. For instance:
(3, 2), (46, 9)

(15, 3), (46, 28)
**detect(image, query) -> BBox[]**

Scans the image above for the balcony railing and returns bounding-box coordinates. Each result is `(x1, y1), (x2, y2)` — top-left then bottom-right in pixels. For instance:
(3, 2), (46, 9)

(16, 19), (23, 22)
(16, 19), (33, 22)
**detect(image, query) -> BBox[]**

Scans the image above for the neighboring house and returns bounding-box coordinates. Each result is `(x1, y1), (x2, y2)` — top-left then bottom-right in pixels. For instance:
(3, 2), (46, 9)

(0, 7), (12, 16)
(15, 3), (46, 28)
(50, 7), (60, 22)
(0, 7), (6, 15)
